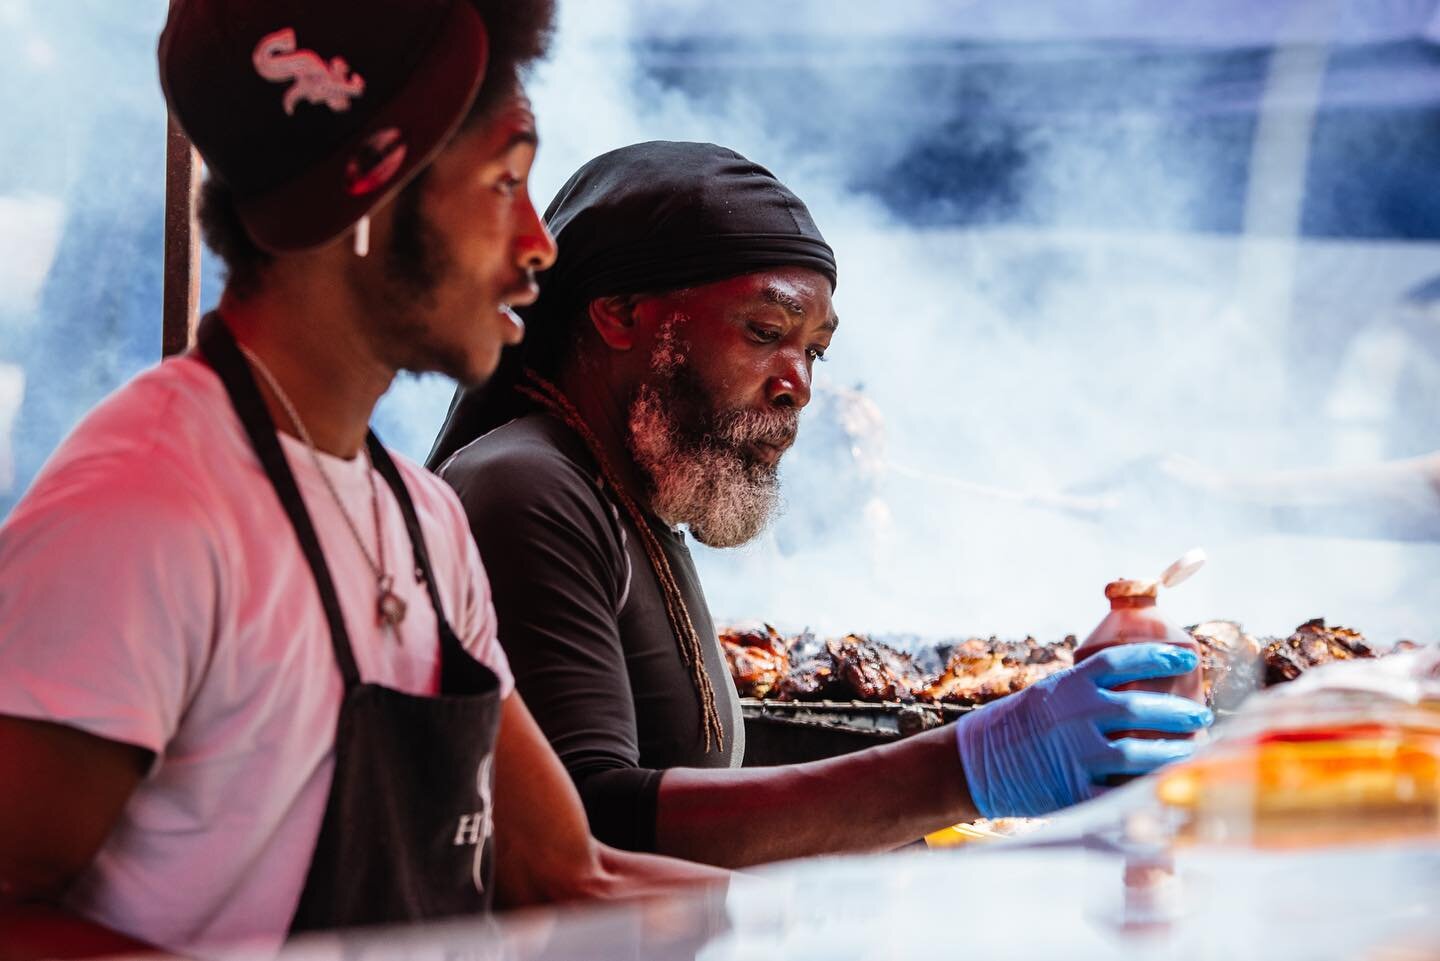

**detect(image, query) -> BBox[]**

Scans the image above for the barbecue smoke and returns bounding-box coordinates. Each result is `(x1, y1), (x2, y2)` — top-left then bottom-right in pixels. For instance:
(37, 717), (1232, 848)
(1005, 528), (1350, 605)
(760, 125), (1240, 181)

(0, 0), (186, 517)
(391, 0), (1434, 647)
(3, 1), (1437, 646)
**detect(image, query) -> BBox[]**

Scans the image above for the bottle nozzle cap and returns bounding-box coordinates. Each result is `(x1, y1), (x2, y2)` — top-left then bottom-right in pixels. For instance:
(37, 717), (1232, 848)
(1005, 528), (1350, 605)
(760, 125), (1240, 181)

(1105, 579), (1159, 600)
(1159, 548), (1207, 589)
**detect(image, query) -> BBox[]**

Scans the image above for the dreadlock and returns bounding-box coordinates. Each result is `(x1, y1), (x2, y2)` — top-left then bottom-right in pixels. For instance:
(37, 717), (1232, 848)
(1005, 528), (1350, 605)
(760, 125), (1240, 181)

(516, 369), (727, 752)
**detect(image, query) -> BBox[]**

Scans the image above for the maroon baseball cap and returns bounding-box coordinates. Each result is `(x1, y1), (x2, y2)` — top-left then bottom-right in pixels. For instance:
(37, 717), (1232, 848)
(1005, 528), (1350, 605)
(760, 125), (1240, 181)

(159, 0), (489, 253)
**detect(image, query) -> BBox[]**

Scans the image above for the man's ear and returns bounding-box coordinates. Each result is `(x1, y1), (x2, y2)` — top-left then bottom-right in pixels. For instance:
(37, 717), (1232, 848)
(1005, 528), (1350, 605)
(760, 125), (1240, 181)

(586, 295), (639, 351)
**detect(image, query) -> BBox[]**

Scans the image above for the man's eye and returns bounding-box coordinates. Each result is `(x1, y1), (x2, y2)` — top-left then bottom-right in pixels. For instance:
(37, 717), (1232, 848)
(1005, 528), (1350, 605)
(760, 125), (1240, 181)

(807, 346), (829, 362)
(750, 326), (781, 343)
(494, 174), (522, 196)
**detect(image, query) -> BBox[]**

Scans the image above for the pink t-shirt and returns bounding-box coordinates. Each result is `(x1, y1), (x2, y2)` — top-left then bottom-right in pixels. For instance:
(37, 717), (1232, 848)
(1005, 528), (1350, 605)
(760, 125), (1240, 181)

(0, 354), (512, 958)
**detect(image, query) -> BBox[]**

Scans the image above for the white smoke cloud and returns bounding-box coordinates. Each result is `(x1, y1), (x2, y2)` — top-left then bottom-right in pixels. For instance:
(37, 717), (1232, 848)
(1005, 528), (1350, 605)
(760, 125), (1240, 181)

(0, 195), (63, 317)
(0, 0), (172, 513)
(376, 0), (1440, 646)
(3, 0), (1434, 645)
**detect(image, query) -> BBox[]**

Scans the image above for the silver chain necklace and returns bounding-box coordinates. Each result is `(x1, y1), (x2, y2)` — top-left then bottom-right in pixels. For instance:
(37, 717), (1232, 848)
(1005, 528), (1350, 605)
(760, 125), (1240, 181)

(236, 343), (408, 630)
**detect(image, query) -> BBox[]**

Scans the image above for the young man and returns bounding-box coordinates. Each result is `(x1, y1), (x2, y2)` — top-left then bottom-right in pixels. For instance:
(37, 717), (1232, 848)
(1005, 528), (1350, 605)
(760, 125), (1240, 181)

(429, 141), (1214, 867)
(0, 5), (719, 959)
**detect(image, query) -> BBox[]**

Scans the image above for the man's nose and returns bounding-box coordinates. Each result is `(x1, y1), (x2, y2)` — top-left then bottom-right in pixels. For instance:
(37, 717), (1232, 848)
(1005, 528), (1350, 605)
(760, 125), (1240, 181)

(517, 199), (557, 273)
(765, 350), (812, 409)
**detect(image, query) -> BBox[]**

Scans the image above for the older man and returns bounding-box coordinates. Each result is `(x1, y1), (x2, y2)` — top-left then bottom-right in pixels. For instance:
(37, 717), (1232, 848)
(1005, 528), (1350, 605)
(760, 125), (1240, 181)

(430, 141), (1211, 868)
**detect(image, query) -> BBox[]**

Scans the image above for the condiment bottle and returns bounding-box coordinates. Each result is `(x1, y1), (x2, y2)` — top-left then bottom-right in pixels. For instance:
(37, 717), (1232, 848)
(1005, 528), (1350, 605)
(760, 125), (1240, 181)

(1074, 548), (1207, 740)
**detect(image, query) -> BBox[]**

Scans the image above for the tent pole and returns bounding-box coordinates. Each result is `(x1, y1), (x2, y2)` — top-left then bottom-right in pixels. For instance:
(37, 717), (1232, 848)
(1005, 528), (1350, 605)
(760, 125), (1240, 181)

(161, 110), (200, 359)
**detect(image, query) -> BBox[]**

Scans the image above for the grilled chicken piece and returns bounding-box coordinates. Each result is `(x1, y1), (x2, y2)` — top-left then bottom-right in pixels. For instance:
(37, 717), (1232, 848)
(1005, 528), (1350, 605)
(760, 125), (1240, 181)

(827, 635), (928, 702)
(768, 634), (927, 702)
(772, 653), (839, 701)
(1260, 618), (1374, 686)
(719, 623), (791, 698)
(920, 636), (1074, 705)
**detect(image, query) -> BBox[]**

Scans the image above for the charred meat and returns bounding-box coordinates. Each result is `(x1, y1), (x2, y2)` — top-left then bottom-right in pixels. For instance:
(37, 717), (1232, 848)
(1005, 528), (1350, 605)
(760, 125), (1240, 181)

(920, 636), (1074, 705)
(719, 623), (791, 698)
(770, 634), (928, 702)
(1260, 618), (1375, 686)
(728, 619), (1389, 712)
(827, 635), (929, 702)
(770, 653), (840, 701)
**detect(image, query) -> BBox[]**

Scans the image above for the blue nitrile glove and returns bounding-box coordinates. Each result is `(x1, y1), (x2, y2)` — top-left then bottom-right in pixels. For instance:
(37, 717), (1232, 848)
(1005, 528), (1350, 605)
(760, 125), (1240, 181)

(953, 643), (1213, 817)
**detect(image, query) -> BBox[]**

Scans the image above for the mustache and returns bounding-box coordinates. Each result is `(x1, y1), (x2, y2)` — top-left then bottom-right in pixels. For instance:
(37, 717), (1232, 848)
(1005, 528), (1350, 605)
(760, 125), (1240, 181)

(712, 406), (800, 450)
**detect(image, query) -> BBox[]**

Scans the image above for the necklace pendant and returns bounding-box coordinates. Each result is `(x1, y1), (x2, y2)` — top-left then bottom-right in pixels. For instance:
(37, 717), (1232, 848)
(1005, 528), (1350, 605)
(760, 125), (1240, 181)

(377, 576), (407, 628)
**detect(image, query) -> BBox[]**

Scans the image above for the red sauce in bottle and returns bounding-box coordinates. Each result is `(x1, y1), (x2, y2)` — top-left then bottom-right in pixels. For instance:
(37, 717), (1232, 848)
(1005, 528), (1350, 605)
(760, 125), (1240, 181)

(1074, 578), (1204, 741)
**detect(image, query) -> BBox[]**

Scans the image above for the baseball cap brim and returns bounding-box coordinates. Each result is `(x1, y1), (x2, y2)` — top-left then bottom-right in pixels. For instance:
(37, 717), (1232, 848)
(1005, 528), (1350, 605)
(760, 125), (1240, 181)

(237, 0), (490, 254)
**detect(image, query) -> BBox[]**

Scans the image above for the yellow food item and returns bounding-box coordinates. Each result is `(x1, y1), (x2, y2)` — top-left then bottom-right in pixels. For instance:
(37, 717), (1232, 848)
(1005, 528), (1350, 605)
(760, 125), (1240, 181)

(1156, 723), (1440, 846)
(924, 817), (1044, 847)
(924, 823), (1004, 847)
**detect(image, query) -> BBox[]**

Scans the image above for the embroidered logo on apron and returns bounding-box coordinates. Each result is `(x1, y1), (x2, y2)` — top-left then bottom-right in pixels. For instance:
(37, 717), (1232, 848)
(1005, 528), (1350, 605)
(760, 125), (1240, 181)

(452, 754), (495, 894)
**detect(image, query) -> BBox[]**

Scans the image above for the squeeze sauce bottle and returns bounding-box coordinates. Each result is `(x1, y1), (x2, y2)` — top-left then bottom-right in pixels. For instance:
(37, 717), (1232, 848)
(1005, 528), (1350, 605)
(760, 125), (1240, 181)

(1074, 548), (1207, 741)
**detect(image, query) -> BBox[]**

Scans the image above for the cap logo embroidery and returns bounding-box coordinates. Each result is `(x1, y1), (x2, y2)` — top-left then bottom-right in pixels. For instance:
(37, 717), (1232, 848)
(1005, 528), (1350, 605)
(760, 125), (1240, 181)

(252, 28), (365, 116)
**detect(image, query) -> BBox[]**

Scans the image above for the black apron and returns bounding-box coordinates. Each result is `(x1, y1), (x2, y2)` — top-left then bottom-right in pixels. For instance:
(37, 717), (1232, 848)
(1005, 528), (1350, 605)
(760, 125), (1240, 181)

(197, 313), (503, 933)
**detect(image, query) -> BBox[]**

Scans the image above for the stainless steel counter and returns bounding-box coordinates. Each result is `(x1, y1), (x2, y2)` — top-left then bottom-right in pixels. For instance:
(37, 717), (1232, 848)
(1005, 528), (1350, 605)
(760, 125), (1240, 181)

(276, 788), (1440, 961)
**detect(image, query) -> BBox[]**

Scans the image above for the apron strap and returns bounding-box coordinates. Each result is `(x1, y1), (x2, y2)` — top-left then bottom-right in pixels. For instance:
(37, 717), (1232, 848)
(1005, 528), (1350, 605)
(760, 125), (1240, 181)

(196, 313), (362, 689)
(365, 436), (461, 646)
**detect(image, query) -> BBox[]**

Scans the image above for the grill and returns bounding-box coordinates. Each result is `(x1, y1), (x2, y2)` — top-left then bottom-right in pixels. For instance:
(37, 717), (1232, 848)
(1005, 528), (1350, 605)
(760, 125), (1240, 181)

(730, 618), (1394, 766)
(740, 698), (975, 766)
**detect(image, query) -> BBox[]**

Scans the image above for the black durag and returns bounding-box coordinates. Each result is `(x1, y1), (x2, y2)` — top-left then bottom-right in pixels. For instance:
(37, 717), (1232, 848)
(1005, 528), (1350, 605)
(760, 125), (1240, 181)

(425, 140), (837, 469)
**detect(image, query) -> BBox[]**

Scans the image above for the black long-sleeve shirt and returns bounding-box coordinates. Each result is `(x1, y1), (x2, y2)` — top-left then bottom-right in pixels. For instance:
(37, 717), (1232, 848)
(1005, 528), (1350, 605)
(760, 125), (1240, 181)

(438, 413), (743, 852)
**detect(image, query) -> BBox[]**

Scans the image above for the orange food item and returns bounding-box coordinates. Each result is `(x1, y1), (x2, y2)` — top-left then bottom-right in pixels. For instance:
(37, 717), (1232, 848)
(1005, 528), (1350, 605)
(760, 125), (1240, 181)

(1156, 722), (1440, 847)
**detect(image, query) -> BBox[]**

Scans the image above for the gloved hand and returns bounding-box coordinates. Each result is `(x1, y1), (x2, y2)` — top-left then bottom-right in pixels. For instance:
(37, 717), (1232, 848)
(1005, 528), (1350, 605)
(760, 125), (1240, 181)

(953, 643), (1213, 817)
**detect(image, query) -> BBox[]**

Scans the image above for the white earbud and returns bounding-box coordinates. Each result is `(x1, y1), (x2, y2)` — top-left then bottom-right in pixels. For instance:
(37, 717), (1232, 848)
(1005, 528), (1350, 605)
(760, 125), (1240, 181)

(353, 215), (371, 258)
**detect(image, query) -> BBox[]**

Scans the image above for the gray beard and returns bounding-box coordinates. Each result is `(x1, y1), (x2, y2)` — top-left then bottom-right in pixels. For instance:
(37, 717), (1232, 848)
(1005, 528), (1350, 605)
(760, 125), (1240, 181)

(627, 382), (789, 549)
